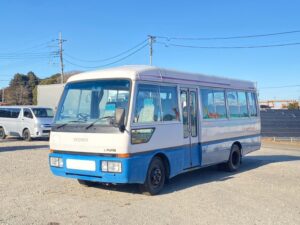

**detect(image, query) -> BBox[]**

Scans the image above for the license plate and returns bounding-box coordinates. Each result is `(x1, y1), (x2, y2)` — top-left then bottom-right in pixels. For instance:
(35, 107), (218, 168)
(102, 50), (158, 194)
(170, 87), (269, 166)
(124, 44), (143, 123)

(66, 159), (96, 171)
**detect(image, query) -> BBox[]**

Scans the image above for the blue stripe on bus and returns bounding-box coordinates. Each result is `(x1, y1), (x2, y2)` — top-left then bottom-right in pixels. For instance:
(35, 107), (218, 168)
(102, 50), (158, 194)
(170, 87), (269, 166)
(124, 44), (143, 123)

(49, 134), (260, 184)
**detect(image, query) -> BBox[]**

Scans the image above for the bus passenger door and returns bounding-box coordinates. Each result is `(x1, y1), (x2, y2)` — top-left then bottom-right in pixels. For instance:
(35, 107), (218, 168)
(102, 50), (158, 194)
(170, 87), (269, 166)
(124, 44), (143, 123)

(180, 88), (200, 169)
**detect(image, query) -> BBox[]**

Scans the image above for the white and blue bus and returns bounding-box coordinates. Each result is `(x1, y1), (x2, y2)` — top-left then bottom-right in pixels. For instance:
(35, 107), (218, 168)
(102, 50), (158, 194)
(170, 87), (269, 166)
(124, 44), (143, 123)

(49, 65), (260, 195)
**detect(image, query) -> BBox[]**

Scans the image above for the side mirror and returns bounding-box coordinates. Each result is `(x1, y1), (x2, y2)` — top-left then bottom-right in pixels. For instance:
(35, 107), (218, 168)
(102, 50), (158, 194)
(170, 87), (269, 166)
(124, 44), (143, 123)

(115, 108), (125, 132)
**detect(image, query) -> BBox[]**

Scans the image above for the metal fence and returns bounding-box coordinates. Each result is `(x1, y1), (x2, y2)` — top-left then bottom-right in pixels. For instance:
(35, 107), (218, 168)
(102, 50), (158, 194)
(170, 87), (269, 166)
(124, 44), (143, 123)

(261, 109), (300, 138)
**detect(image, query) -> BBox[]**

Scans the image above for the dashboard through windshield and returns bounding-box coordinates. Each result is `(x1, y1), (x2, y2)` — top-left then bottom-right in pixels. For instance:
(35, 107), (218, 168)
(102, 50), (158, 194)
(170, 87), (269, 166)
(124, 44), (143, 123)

(54, 79), (130, 128)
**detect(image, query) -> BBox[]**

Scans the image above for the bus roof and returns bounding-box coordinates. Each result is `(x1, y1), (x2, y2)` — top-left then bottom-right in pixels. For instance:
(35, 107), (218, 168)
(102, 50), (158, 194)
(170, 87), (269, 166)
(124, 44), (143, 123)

(68, 65), (256, 91)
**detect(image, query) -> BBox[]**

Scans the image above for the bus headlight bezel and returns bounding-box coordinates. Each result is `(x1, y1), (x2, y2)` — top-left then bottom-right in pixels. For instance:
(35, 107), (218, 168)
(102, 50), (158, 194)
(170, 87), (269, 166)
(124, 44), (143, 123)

(50, 157), (64, 168)
(101, 161), (122, 173)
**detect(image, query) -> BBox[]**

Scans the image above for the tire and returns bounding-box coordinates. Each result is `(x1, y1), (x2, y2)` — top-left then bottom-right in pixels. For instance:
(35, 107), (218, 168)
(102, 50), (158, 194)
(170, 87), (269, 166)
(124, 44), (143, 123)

(225, 144), (241, 172)
(140, 157), (166, 196)
(22, 129), (31, 141)
(78, 179), (96, 187)
(0, 127), (6, 139)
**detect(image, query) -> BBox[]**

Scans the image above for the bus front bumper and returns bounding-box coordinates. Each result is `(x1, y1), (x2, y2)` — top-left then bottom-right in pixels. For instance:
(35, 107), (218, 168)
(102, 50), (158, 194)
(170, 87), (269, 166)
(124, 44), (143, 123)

(49, 152), (150, 184)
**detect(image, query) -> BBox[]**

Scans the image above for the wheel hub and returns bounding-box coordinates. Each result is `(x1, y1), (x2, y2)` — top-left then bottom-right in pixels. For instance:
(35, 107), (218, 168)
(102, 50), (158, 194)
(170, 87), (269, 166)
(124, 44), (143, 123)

(151, 168), (162, 186)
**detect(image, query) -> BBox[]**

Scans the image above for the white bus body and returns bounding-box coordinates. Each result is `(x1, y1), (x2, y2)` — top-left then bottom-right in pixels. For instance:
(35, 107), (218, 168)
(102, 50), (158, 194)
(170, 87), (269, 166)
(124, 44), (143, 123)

(0, 106), (53, 140)
(49, 65), (260, 195)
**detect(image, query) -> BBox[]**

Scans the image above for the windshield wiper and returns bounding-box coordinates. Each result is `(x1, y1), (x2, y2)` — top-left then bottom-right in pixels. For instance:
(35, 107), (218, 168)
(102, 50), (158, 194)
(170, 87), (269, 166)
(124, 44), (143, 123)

(85, 116), (114, 130)
(56, 120), (86, 129)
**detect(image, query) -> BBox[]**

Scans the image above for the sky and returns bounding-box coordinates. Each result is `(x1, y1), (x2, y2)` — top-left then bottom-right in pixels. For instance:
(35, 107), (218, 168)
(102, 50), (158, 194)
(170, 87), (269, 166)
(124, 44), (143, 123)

(0, 0), (300, 101)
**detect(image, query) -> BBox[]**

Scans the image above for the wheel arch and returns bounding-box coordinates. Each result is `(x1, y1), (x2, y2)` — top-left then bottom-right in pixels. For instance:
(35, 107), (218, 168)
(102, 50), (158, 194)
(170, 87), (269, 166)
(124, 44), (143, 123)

(23, 127), (29, 133)
(152, 152), (171, 179)
(22, 127), (31, 136)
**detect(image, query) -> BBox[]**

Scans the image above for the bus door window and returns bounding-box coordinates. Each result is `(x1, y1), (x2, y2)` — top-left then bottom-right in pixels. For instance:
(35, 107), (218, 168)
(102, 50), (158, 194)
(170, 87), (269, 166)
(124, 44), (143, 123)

(180, 90), (189, 138)
(189, 91), (197, 137)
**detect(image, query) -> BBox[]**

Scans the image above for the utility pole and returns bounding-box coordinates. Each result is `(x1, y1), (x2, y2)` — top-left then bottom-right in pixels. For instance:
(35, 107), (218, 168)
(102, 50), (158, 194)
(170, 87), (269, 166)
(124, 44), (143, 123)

(58, 32), (65, 84)
(148, 35), (156, 66)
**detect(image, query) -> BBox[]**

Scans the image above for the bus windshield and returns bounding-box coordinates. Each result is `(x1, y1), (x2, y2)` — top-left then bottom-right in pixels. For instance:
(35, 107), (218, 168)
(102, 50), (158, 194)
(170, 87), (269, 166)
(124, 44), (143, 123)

(32, 108), (54, 118)
(54, 79), (130, 126)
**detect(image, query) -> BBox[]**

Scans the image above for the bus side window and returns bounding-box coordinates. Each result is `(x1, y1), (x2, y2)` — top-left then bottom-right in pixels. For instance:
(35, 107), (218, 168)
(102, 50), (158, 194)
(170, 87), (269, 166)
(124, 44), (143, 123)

(201, 89), (214, 119)
(238, 92), (249, 117)
(160, 86), (179, 121)
(134, 84), (161, 123)
(227, 91), (239, 118)
(213, 90), (226, 118)
(247, 92), (258, 117)
(201, 89), (226, 119)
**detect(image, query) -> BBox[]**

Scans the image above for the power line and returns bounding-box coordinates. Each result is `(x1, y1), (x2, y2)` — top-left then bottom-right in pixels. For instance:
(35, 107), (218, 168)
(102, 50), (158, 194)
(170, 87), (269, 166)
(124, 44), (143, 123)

(64, 43), (148, 69)
(156, 41), (300, 49)
(0, 55), (56, 60)
(155, 30), (300, 41)
(0, 52), (56, 57)
(2, 39), (55, 54)
(64, 39), (148, 63)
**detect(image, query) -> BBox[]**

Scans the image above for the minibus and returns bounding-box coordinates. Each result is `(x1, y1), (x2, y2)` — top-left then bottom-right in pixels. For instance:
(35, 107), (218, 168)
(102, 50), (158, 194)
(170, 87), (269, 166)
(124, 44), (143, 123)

(0, 106), (53, 141)
(49, 65), (261, 195)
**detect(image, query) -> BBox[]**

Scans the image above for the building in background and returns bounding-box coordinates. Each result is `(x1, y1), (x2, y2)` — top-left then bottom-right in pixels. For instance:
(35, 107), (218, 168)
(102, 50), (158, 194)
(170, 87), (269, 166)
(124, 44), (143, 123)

(259, 100), (299, 109)
(37, 84), (64, 111)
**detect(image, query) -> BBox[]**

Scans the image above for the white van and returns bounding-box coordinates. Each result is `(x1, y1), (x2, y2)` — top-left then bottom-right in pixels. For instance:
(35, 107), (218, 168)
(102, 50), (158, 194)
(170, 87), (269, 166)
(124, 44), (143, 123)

(0, 106), (54, 141)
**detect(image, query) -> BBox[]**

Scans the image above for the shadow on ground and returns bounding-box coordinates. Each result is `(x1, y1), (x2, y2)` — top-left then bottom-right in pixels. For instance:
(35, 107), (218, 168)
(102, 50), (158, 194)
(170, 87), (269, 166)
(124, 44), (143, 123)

(87, 154), (300, 195)
(0, 137), (49, 152)
(0, 145), (49, 152)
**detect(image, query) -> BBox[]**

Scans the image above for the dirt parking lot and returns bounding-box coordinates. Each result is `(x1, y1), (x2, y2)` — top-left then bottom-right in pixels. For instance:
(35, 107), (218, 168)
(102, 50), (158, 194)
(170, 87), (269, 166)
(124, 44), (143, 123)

(0, 139), (300, 225)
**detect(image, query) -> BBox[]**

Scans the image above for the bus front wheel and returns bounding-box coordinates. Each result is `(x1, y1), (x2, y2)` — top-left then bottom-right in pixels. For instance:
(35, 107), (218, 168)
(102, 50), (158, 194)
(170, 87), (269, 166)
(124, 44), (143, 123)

(225, 144), (241, 172)
(140, 157), (166, 196)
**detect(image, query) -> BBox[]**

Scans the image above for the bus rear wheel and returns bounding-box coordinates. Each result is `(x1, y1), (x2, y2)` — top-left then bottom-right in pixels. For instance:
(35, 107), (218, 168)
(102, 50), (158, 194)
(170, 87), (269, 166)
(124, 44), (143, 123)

(225, 144), (241, 172)
(0, 127), (6, 139)
(140, 157), (166, 196)
(22, 129), (31, 141)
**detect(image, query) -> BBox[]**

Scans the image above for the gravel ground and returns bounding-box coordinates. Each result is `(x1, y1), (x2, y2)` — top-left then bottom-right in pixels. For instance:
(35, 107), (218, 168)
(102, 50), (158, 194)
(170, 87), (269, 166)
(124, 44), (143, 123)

(0, 139), (300, 225)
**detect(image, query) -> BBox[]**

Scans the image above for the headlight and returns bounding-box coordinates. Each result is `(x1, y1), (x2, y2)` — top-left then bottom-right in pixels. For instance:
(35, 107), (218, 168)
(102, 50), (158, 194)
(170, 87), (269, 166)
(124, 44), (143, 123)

(101, 161), (108, 172)
(50, 157), (63, 167)
(101, 161), (122, 173)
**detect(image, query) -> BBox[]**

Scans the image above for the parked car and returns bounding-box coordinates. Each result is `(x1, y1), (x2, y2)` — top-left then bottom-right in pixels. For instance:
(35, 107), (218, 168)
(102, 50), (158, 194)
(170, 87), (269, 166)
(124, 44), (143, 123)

(0, 106), (53, 141)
